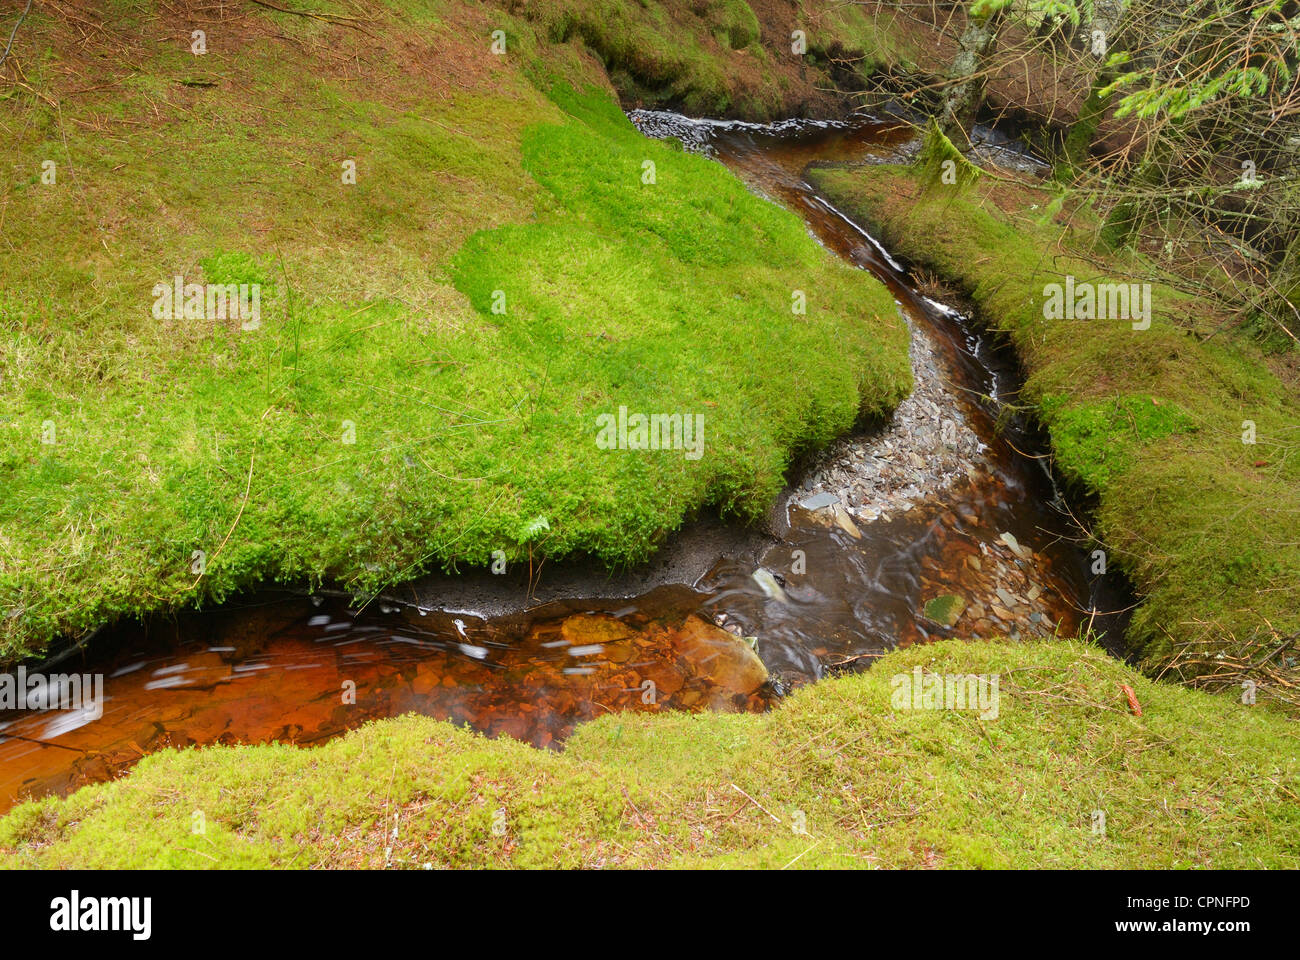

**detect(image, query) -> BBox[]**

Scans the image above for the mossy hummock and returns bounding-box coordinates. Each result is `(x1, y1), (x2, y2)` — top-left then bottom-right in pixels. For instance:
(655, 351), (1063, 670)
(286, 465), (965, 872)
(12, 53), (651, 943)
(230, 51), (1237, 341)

(0, 1), (910, 660)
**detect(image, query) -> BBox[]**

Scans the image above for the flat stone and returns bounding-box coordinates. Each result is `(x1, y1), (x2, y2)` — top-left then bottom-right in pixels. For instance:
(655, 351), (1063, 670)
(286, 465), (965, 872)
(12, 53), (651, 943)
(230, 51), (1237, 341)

(673, 615), (768, 696)
(751, 568), (789, 603)
(410, 666), (443, 696)
(923, 594), (967, 627)
(636, 661), (685, 700)
(800, 491), (839, 511)
(998, 531), (1034, 561)
(832, 505), (862, 539)
(560, 614), (634, 648)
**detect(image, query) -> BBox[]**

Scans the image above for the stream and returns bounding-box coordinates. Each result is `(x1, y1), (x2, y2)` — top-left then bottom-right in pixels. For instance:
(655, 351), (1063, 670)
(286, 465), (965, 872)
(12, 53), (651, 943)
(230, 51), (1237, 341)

(0, 113), (1129, 813)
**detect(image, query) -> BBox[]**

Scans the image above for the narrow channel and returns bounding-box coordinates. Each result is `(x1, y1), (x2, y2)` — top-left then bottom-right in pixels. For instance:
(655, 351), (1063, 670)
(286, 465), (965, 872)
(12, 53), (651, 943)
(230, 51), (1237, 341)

(0, 114), (1129, 813)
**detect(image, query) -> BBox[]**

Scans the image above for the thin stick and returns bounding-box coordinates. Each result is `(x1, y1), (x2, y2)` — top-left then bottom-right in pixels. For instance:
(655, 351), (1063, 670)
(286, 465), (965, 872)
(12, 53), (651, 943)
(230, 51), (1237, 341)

(730, 783), (781, 823)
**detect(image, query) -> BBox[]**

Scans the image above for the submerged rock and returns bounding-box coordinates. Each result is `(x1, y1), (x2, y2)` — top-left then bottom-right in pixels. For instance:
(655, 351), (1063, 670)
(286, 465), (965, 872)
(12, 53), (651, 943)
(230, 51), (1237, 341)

(751, 568), (789, 604)
(999, 531), (1034, 561)
(560, 614), (634, 648)
(924, 594), (967, 627)
(673, 615), (769, 706)
(833, 505), (863, 539)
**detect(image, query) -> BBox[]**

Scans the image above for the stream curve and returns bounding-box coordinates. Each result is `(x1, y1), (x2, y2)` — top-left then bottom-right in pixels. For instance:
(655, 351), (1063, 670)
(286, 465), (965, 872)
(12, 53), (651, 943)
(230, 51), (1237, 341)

(0, 113), (1130, 813)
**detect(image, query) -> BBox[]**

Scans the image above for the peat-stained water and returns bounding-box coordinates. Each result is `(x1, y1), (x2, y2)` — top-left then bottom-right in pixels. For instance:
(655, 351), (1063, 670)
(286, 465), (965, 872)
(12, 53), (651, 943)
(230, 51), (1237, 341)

(0, 115), (1126, 813)
(0, 588), (769, 812)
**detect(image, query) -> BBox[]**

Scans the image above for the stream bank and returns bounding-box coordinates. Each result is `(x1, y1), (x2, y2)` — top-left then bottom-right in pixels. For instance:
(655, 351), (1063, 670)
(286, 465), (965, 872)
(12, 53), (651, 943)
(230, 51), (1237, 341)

(6, 637), (1296, 869)
(4, 0), (1295, 872)
(808, 160), (1300, 696)
(0, 113), (1134, 813)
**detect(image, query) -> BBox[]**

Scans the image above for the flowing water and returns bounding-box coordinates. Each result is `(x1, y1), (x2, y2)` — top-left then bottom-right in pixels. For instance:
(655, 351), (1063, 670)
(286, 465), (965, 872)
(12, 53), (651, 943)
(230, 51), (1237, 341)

(0, 114), (1128, 813)
(636, 111), (1126, 680)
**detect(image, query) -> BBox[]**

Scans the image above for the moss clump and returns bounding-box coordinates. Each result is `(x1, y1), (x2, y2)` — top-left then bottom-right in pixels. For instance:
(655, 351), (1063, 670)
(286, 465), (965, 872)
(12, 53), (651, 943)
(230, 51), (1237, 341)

(710, 0), (760, 50)
(923, 593), (967, 627)
(916, 119), (981, 194)
(0, 6), (911, 659)
(1040, 394), (1197, 491)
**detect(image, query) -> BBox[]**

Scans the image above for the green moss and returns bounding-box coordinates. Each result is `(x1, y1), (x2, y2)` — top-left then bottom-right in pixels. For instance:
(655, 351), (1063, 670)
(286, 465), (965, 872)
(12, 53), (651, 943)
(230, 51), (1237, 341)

(3, 639), (1295, 868)
(916, 119), (980, 194)
(1060, 70), (1113, 174)
(0, 10), (909, 659)
(923, 593), (967, 626)
(1042, 394), (1196, 491)
(198, 250), (274, 291)
(710, 0), (760, 50)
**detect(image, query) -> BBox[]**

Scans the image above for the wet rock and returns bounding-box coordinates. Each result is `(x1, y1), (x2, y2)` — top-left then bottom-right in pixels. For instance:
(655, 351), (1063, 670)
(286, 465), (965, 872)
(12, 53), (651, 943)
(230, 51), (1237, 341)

(411, 666), (442, 696)
(832, 505), (862, 539)
(673, 615), (769, 696)
(560, 614), (634, 648)
(604, 640), (634, 664)
(635, 661), (684, 700)
(751, 569), (788, 603)
(800, 491), (839, 510)
(923, 594), (967, 627)
(999, 531), (1034, 561)
(131, 723), (162, 751)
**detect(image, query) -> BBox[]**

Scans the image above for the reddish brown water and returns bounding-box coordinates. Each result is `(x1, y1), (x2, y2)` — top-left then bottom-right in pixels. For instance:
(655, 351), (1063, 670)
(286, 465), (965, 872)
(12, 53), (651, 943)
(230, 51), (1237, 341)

(0, 115), (1126, 813)
(0, 589), (769, 811)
